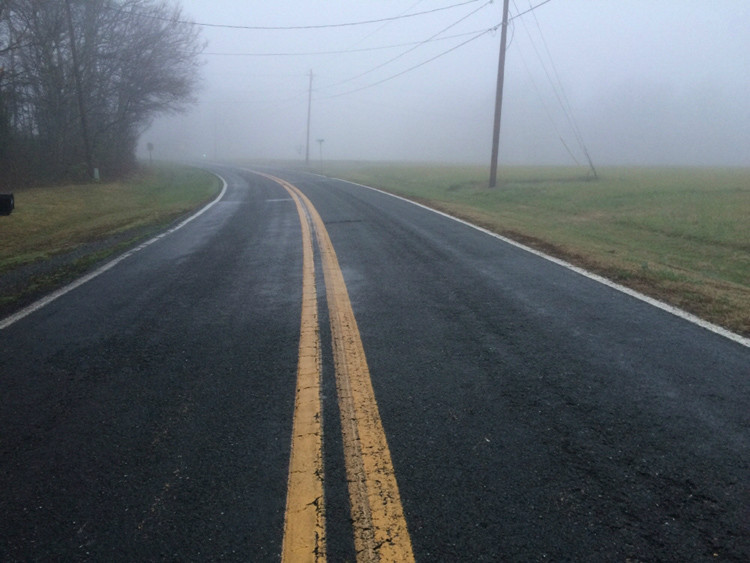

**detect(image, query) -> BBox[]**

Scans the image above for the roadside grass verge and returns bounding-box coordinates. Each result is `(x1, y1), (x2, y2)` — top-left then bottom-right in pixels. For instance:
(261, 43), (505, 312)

(0, 164), (221, 313)
(319, 163), (750, 337)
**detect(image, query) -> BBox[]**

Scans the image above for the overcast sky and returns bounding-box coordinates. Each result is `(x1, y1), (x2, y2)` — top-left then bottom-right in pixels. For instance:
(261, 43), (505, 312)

(142, 0), (750, 167)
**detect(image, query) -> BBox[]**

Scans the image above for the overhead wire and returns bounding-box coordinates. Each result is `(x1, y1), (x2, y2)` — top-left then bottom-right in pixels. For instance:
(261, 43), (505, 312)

(526, 0), (596, 175)
(345, 0), (426, 49)
(313, 0), (556, 101)
(511, 1), (579, 164)
(206, 1), (558, 104)
(320, 0), (493, 90)
(198, 0), (562, 129)
(509, 0), (555, 21)
(116, 0), (483, 31)
(522, 3), (580, 145)
(318, 26), (499, 100)
(515, 41), (581, 165)
(511, 0), (594, 172)
(202, 29), (495, 58)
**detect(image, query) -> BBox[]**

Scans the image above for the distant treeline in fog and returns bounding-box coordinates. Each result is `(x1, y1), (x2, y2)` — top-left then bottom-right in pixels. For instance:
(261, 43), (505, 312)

(0, 0), (202, 188)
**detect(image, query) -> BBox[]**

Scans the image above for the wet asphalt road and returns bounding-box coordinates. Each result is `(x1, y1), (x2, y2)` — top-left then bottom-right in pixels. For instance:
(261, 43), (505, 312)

(1, 165), (748, 561)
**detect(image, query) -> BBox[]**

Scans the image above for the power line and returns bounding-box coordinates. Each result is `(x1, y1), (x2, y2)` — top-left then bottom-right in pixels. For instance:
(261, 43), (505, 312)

(509, 0), (555, 21)
(118, 0), (483, 31)
(512, 0), (596, 176)
(526, 0), (594, 176)
(192, 0), (559, 157)
(322, 1), (493, 90)
(319, 26), (497, 100)
(346, 0), (426, 49)
(514, 37), (581, 165)
(202, 29), (492, 58)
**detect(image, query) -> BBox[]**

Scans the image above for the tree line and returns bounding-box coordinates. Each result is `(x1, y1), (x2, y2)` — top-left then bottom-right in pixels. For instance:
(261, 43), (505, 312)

(0, 0), (203, 188)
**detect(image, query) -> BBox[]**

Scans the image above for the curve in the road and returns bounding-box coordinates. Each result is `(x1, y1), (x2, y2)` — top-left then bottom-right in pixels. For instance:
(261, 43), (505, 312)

(0, 176), (229, 331)
(257, 171), (415, 563)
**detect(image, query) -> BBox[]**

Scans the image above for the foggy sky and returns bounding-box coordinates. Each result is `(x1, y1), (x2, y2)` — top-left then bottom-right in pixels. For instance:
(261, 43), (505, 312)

(142, 1), (750, 167)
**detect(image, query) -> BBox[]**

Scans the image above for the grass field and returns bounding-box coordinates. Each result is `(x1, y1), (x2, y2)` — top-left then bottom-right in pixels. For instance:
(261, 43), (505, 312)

(0, 165), (221, 311)
(319, 163), (750, 337)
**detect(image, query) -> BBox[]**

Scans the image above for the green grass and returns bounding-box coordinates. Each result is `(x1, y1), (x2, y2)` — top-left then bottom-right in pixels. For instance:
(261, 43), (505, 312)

(0, 164), (221, 273)
(320, 163), (750, 337)
(0, 165), (221, 313)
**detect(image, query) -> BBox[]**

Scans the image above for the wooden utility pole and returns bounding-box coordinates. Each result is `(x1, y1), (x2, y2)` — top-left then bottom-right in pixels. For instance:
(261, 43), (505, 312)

(305, 70), (313, 166)
(489, 0), (510, 188)
(65, 0), (95, 180)
(316, 138), (324, 165)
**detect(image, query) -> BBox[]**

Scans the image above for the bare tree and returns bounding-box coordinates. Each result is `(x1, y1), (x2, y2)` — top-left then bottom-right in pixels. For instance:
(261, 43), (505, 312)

(0, 0), (203, 186)
(77, 0), (204, 175)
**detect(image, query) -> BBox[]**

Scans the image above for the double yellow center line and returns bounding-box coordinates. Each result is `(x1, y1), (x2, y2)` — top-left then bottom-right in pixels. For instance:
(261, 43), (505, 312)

(255, 173), (414, 562)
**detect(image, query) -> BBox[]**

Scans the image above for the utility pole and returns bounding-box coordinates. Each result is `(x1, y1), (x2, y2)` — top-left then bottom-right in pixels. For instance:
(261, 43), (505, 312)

(305, 70), (313, 166)
(316, 138), (324, 165)
(213, 106), (218, 160)
(65, 0), (95, 181)
(489, 0), (510, 188)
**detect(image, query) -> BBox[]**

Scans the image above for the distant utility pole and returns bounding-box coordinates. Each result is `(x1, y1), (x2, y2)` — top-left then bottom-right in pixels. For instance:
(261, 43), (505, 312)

(317, 138), (324, 165)
(305, 70), (313, 166)
(65, 0), (95, 181)
(489, 0), (510, 188)
(213, 107), (218, 160)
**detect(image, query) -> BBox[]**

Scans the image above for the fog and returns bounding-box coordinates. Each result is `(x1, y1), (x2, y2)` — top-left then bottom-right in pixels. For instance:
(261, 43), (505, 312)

(141, 1), (750, 167)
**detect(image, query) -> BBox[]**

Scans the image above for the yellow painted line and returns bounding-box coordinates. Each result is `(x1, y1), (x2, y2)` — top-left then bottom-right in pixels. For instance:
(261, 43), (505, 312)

(305, 191), (414, 563)
(259, 173), (414, 563)
(278, 179), (326, 562)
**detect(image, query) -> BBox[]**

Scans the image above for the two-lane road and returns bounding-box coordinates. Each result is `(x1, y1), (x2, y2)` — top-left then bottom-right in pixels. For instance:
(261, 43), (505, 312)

(1, 165), (748, 561)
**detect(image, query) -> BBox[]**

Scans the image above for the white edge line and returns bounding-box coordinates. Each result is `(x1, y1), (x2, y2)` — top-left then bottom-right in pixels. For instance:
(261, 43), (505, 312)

(0, 173), (229, 330)
(326, 175), (750, 349)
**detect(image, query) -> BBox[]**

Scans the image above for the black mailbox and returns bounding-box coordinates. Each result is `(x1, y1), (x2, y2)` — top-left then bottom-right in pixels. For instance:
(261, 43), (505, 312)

(0, 193), (14, 216)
